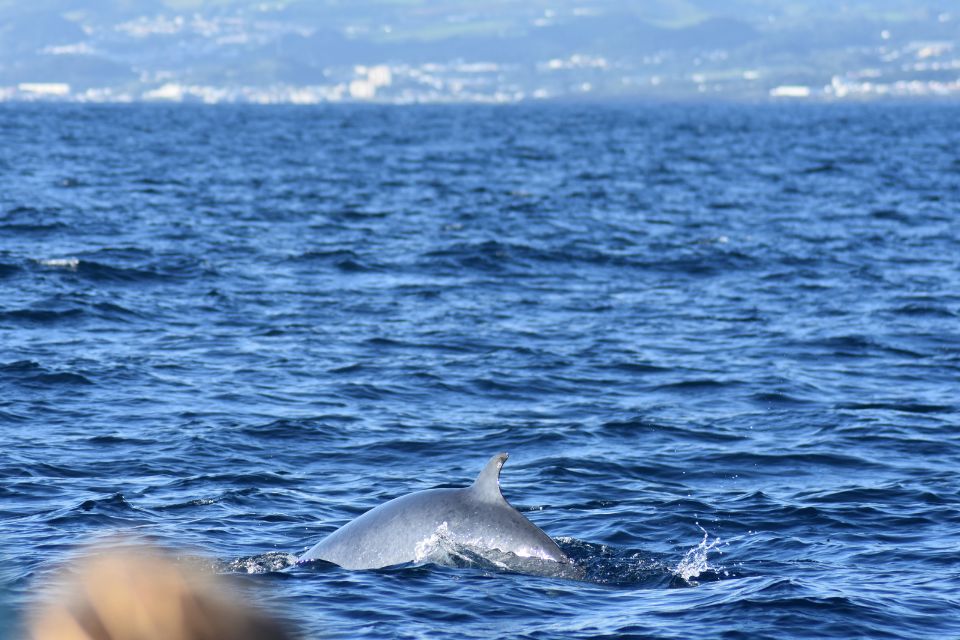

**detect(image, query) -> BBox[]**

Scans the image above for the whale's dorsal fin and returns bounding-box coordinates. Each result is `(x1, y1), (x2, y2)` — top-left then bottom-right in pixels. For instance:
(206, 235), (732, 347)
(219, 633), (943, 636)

(470, 452), (508, 503)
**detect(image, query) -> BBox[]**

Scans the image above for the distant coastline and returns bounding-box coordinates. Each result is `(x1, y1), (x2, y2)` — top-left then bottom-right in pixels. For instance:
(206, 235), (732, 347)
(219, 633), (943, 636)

(1, 1), (957, 104)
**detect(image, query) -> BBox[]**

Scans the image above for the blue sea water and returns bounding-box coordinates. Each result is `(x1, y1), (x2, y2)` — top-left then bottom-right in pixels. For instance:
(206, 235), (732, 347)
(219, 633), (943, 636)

(1, 103), (959, 639)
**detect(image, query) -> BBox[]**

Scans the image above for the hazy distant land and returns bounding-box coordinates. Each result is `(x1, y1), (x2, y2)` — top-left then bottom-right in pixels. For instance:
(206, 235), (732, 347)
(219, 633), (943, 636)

(1, 0), (957, 103)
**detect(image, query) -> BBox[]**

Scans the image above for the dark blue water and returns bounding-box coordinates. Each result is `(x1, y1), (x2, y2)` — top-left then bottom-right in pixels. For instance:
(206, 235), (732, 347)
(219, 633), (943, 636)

(2, 103), (959, 639)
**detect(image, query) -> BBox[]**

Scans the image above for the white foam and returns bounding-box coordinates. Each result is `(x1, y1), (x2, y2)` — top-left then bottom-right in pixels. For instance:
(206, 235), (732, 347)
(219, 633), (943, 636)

(413, 521), (450, 562)
(36, 258), (80, 270)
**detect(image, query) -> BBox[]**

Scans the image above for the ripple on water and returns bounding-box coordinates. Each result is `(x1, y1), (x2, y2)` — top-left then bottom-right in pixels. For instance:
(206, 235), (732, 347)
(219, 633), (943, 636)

(2, 104), (960, 640)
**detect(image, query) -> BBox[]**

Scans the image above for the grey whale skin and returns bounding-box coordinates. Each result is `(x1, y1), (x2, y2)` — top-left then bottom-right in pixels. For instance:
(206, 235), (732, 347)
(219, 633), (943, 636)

(299, 453), (569, 570)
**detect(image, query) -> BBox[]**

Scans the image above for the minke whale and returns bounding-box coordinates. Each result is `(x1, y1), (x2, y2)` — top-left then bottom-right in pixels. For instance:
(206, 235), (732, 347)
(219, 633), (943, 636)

(298, 452), (570, 570)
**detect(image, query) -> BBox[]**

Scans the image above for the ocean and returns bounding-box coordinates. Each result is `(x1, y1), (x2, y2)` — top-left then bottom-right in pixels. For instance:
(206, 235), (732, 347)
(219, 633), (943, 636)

(1, 102), (958, 638)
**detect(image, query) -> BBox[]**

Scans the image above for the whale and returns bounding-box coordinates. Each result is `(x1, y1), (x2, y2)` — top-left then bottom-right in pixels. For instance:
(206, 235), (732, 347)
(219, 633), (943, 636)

(298, 452), (570, 570)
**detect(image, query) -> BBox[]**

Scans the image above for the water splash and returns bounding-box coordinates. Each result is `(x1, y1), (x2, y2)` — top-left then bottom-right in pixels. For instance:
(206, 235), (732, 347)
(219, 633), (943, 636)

(675, 526), (720, 584)
(413, 521), (452, 563)
(411, 526), (586, 579)
(223, 552), (298, 574)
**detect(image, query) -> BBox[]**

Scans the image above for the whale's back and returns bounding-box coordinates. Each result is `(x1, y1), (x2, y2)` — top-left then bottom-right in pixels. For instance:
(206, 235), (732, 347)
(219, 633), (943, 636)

(299, 454), (568, 570)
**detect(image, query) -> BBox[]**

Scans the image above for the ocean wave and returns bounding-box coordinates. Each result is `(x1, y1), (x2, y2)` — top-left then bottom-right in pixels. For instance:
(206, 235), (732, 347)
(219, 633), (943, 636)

(0, 308), (84, 325)
(0, 360), (93, 386)
(4, 104), (960, 640)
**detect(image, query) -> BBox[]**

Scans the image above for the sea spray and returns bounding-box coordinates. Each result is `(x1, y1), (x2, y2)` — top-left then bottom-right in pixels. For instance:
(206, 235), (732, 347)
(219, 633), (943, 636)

(675, 525), (721, 584)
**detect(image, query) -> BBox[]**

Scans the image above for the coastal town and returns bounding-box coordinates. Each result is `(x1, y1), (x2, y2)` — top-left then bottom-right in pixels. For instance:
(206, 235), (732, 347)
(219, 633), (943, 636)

(1, 3), (957, 103)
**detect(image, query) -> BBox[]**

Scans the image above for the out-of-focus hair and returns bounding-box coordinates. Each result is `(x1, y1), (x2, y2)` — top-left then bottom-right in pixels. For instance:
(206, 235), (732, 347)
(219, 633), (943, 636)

(29, 544), (293, 640)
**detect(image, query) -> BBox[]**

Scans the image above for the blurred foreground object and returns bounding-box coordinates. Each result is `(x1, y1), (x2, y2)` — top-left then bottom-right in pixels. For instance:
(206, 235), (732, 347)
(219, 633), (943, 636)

(30, 545), (293, 640)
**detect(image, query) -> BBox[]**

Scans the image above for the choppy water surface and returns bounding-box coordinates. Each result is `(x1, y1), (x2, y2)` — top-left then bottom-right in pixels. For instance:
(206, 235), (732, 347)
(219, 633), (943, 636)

(2, 103), (959, 639)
